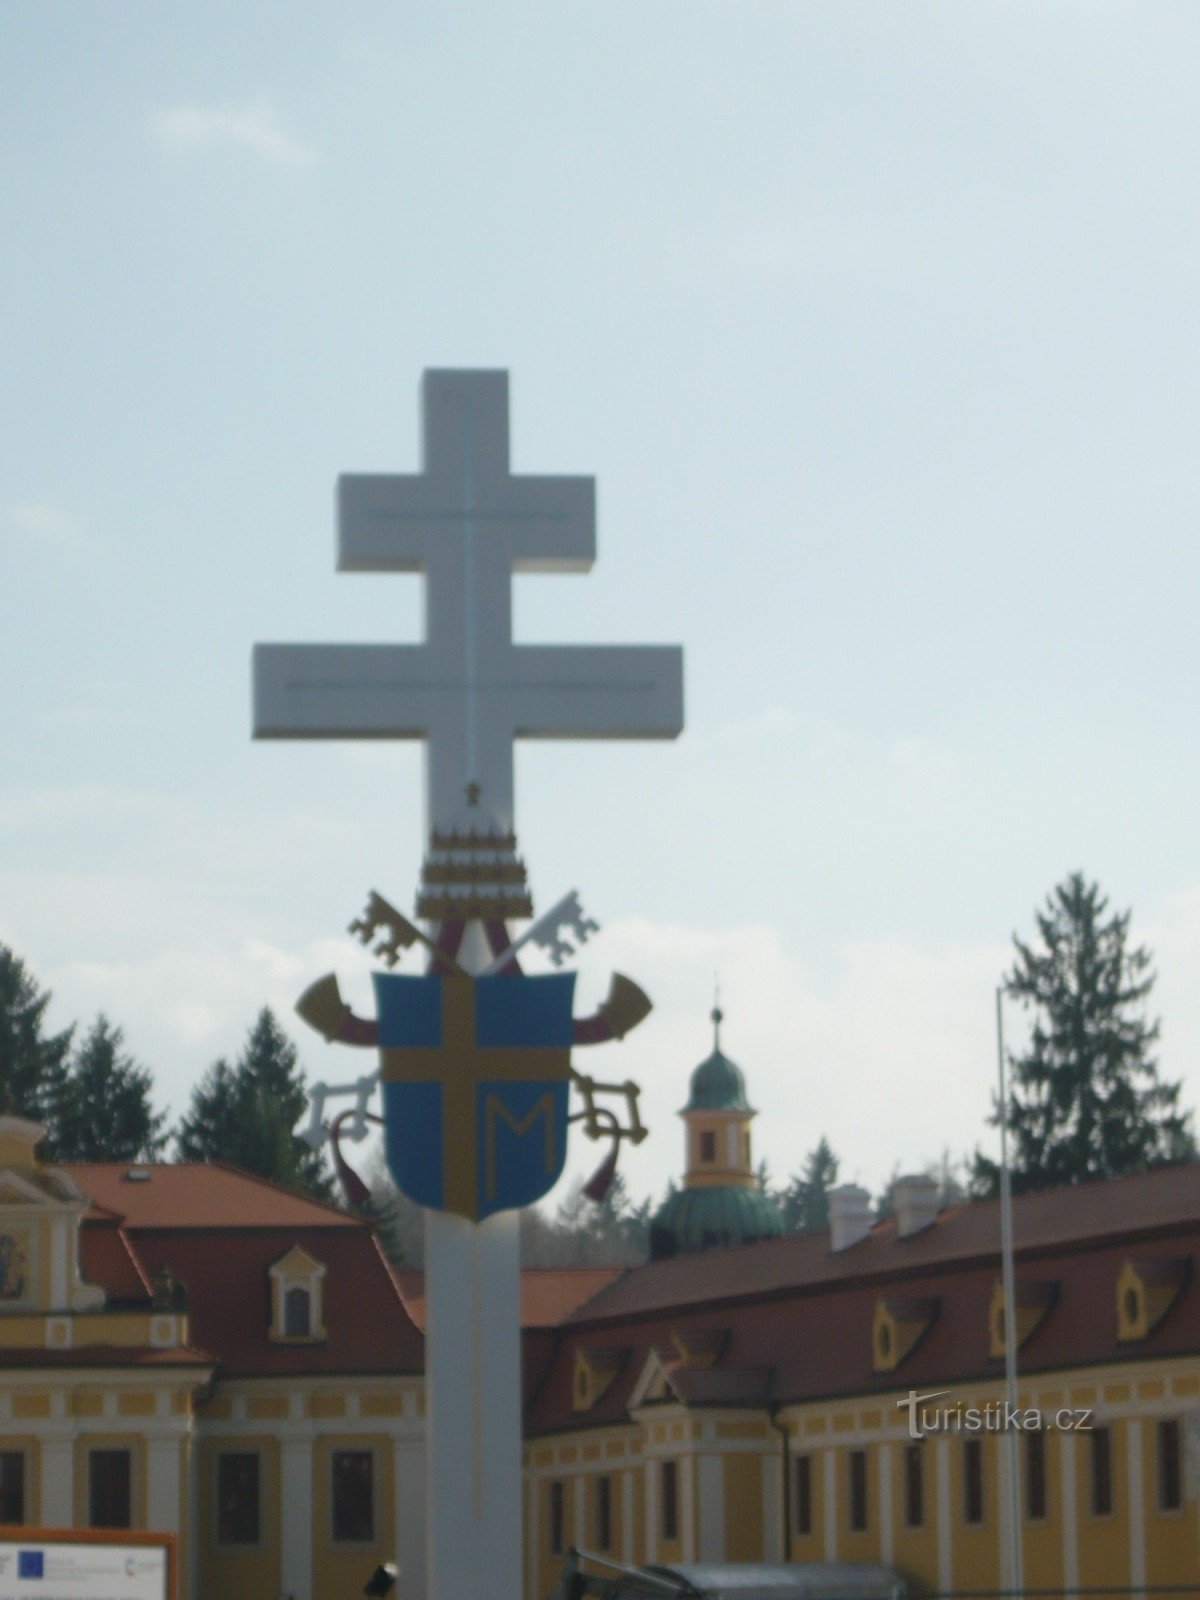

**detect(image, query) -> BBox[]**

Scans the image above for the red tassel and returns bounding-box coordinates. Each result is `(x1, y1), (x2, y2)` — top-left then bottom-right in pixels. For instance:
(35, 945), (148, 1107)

(330, 1112), (373, 1211)
(583, 1140), (619, 1203)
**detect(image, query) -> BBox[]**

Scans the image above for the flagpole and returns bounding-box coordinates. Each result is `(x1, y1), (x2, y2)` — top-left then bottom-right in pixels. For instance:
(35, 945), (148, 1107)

(996, 986), (1024, 1597)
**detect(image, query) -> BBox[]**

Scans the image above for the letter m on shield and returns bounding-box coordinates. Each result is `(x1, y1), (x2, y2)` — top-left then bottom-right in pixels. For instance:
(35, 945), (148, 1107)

(377, 969), (575, 1223)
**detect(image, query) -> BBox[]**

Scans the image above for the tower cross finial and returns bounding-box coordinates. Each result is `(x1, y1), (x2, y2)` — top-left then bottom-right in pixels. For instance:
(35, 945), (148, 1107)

(711, 975), (723, 1050)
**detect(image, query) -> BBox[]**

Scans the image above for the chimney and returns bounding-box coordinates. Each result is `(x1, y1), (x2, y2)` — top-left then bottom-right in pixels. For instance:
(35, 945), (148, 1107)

(829, 1184), (873, 1252)
(893, 1173), (940, 1239)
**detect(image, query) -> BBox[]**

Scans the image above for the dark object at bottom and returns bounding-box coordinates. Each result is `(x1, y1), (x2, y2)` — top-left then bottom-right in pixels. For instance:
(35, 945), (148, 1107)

(552, 1548), (907, 1600)
(364, 1561), (398, 1597)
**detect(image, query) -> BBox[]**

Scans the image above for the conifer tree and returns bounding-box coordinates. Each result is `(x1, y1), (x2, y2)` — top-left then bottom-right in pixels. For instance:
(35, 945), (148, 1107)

(974, 873), (1195, 1194)
(779, 1136), (840, 1232)
(51, 1016), (168, 1162)
(176, 1008), (334, 1201)
(0, 944), (72, 1128)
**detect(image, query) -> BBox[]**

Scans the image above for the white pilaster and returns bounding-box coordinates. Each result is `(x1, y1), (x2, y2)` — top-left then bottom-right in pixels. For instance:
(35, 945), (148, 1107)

(40, 1435), (73, 1528)
(145, 1437), (182, 1534)
(1060, 1428), (1079, 1596)
(621, 1469), (635, 1564)
(645, 1457), (658, 1557)
(48, 1218), (68, 1309)
(878, 1443), (893, 1564)
(280, 1434), (314, 1600)
(395, 1436), (427, 1600)
(936, 1437), (952, 1594)
(1127, 1419), (1145, 1600)
(680, 1453), (695, 1560)
(696, 1455), (724, 1561)
(822, 1449), (837, 1561)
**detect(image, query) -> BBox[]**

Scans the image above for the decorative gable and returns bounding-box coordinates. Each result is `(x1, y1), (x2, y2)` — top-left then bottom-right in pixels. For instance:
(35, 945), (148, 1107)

(1116, 1257), (1189, 1341)
(572, 1345), (626, 1412)
(0, 1116), (103, 1314)
(872, 1297), (938, 1372)
(988, 1279), (1057, 1358)
(627, 1348), (685, 1410)
(268, 1245), (327, 1343)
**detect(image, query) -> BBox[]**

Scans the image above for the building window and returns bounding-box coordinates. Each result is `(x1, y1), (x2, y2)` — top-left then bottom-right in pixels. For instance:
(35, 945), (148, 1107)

(903, 1443), (923, 1529)
(284, 1285), (312, 1338)
(794, 1453), (812, 1536)
(1158, 1420), (1182, 1513)
(1090, 1426), (1113, 1517)
(1025, 1430), (1046, 1521)
(268, 1245), (325, 1342)
(700, 1131), (716, 1163)
(0, 1452), (25, 1525)
(661, 1460), (679, 1541)
(216, 1452), (260, 1545)
(848, 1449), (868, 1532)
(549, 1480), (565, 1555)
(963, 1438), (984, 1526)
(596, 1475), (612, 1550)
(331, 1450), (374, 1543)
(89, 1449), (132, 1530)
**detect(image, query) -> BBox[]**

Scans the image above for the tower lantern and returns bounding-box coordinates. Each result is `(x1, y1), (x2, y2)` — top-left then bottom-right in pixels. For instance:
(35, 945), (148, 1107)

(649, 1005), (786, 1259)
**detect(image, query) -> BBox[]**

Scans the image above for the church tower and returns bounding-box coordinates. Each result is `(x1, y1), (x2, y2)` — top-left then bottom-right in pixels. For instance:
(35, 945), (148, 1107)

(648, 1006), (785, 1259)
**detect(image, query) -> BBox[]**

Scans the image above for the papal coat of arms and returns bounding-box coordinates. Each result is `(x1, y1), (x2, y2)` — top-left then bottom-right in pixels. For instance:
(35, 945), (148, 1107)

(294, 804), (649, 1224)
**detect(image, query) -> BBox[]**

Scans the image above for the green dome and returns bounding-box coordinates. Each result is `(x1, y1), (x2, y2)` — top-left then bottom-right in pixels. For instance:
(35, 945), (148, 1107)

(649, 1184), (784, 1260)
(683, 1047), (752, 1112)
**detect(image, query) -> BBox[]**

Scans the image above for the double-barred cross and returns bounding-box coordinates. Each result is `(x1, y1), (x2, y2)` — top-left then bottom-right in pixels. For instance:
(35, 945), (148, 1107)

(253, 369), (684, 832)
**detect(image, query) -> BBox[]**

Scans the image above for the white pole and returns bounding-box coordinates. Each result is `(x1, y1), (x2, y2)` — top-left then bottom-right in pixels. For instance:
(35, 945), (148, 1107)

(996, 988), (1023, 1597)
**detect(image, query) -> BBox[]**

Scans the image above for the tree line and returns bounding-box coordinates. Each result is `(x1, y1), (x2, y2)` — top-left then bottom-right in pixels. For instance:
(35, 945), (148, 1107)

(0, 870), (1195, 1261)
(0, 949), (332, 1197)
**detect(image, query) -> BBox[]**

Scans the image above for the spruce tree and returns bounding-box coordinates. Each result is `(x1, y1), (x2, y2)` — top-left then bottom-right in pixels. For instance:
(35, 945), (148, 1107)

(975, 873), (1195, 1194)
(51, 1016), (168, 1162)
(780, 1136), (839, 1232)
(0, 944), (72, 1128)
(176, 1008), (334, 1201)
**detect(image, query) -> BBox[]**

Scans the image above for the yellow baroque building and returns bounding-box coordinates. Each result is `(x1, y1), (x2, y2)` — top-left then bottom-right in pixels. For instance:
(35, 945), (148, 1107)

(0, 1114), (425, 1600)
(3, 1099), (1200, 1600)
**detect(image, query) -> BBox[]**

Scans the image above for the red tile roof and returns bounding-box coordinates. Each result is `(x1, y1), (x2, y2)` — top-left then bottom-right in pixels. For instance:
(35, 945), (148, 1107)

(71, 1162), (359, 1230)
(524, 1164), (1200, 1436)
(55, 1162), (425, 1380)
(132, 1229), (422, 1378)
(393, 1266), (621, 1331)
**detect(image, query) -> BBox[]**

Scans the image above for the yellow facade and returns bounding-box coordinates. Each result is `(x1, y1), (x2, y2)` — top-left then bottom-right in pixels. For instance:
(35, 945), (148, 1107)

(524, 1357), (1200, 1600)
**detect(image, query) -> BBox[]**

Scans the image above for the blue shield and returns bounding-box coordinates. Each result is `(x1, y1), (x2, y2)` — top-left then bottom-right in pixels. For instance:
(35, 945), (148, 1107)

(376, 969), (574, 1223)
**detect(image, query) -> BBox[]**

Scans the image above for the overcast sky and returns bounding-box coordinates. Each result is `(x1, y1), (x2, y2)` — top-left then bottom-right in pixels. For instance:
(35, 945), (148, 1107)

(4, 2), (1200, 1206)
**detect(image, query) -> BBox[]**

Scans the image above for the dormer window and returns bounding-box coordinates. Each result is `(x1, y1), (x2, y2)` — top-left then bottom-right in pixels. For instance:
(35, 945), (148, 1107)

(872, 1297), (938, 1372)
(268, 1246), (326, 1343)
(284, 1285), (313, 1338)
(988, 1279), (1057, 1358)
(1116, 1258), (1189, 1342)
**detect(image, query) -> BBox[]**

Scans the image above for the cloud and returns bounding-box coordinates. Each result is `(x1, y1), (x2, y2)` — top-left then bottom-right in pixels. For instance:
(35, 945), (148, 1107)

(556, 917), (1008, 1205)
(153, 102), (316, 167)
(6, 503), (85, 546)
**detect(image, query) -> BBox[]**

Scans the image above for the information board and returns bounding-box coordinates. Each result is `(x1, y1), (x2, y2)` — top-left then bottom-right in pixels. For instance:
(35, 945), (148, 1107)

(0, 1534), (171, 1600)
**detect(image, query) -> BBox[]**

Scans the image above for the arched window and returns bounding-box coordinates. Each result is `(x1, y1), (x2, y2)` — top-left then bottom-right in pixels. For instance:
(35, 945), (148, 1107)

(284, 1284), (312, 1339)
